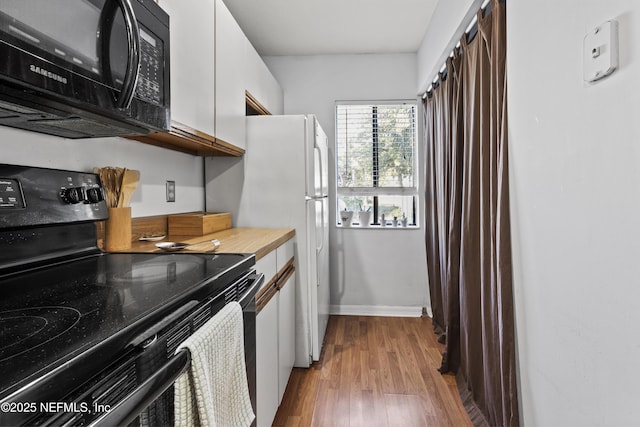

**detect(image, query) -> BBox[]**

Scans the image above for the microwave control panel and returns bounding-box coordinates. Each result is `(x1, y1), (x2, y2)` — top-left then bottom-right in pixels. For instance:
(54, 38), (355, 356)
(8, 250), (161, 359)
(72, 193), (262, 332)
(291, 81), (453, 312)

(136, 25), (163, 106)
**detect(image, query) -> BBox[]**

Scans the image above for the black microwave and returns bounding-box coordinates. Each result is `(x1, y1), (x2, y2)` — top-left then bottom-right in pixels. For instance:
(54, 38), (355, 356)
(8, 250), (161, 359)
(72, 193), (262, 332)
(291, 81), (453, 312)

(0, 0), (170, 139)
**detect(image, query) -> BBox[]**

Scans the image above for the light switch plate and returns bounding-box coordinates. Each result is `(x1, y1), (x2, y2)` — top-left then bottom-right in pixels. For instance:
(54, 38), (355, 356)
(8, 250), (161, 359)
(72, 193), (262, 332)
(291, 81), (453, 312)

(583, 20), (619, 83)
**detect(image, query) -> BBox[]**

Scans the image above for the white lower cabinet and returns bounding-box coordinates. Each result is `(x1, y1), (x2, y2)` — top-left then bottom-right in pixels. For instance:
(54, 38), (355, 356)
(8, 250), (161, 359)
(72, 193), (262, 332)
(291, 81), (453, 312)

(277, 272), (295, 402)
(256, 293), (279, 427)
(255, 239), (295, 427)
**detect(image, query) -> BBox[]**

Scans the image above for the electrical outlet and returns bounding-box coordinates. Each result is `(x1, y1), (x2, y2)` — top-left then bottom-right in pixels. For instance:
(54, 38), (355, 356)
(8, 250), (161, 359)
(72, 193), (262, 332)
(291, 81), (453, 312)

(166, 180), (175, 202)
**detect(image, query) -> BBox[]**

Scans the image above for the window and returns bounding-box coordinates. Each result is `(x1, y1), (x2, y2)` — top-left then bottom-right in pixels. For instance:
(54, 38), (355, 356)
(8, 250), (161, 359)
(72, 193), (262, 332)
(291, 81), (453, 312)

(336, 101), (418, 227)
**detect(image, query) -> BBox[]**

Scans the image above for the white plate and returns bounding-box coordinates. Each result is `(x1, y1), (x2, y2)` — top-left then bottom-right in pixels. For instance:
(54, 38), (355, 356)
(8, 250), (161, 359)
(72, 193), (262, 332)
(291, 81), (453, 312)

(139, 235), (166, 242)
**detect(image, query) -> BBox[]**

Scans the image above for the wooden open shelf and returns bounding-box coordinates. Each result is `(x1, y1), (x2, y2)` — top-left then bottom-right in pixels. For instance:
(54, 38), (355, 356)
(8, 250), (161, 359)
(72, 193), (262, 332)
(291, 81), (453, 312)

(126, 120), (245, 157)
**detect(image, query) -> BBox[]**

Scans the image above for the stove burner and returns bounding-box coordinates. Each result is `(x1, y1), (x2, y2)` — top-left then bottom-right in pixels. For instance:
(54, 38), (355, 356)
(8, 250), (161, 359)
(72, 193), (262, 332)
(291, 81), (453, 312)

(0, 307), (80, 362)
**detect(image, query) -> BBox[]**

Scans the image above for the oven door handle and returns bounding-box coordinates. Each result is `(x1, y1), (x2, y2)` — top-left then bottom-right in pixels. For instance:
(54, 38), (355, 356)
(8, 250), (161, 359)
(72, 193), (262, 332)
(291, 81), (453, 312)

(88, 349), (190, 427)
(240, 273), (264, 306)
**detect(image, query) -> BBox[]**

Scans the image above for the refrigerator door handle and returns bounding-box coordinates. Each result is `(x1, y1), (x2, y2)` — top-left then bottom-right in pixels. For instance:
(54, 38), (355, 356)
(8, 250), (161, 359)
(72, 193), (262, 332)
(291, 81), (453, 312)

(316, 199), (325, 257)
(305, 195), (328, 201)
(314, 145), (325, 197)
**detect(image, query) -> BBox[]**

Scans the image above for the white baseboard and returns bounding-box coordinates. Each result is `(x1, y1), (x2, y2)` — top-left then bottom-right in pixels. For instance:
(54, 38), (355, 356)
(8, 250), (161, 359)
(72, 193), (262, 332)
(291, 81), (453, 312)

(329, 304), (423, 317)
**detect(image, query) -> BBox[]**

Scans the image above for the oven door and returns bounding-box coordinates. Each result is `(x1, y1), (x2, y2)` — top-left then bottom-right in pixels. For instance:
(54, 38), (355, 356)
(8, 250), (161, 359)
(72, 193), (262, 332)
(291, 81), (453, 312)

(0, 0), (169, 134)
(88, 272), (263, 427)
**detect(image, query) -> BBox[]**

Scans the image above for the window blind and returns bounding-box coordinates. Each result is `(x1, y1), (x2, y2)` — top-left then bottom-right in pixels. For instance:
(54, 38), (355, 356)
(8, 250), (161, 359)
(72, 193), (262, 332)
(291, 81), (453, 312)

(336, 103), (416, 192)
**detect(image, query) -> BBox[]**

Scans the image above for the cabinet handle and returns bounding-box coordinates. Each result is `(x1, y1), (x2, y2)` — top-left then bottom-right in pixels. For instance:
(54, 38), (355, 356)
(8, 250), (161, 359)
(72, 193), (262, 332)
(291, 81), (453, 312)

(276, 266), (295, 290)
(256, 282), (278, 313)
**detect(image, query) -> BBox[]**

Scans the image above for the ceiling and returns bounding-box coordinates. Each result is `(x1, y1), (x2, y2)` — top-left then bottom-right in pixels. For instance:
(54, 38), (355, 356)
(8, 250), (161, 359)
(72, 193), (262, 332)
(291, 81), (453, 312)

(222, 0), (441, 56)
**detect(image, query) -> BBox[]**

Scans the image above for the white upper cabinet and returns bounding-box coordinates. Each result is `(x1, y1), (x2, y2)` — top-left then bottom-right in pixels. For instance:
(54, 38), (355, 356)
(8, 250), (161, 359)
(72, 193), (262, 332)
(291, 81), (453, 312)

(215, 0), (246, 149)
(155, 0), (282, 155)
(245, 42), (284, 116)
(159, 0), (215, 135)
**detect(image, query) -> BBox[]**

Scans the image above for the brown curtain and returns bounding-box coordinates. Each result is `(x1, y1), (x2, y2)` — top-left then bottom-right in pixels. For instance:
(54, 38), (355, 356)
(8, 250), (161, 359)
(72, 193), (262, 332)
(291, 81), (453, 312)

(424, 57), (457, 339)
(424, 87), (445, 335)
(423, 1), (519, 426)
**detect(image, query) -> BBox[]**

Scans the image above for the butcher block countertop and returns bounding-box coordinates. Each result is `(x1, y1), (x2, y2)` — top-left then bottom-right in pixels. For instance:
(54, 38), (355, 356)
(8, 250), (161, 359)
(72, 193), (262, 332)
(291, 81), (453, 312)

(125, 227), (295, 260)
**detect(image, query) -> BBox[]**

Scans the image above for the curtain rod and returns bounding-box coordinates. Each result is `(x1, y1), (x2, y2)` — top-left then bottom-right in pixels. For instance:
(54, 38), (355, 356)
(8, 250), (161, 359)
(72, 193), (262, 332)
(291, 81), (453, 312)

(422, 0), (498, 99)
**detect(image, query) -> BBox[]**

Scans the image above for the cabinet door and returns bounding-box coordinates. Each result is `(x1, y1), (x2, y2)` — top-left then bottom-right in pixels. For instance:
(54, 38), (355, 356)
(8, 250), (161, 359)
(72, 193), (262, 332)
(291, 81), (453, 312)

(256, 295), (279, 427)
(277, 272), (295, 402)
(215, 0), (246, 149)
(245, 41), (284, 116)
(159, 0), (215, 135)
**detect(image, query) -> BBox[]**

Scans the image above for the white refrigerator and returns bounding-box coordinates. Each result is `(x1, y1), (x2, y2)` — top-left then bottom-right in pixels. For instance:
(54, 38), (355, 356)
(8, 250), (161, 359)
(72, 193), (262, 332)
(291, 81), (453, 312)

(207, 115), (329, 367)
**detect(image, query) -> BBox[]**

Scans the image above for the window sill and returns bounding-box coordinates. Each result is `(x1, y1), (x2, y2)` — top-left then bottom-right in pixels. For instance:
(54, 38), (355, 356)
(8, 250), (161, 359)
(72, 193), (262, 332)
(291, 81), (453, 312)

(336, 223), (420, 230)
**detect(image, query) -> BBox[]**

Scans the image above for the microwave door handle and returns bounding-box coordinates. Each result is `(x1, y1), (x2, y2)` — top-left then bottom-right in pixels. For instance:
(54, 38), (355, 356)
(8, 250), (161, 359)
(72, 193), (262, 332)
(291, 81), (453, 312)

(113, 0), (141, 110)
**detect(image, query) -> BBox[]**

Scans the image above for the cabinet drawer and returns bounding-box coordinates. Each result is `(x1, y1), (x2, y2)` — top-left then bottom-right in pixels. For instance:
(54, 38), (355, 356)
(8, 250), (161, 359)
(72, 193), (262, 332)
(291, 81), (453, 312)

(255, 249), (277, 291)
(276, 238), (294, 272)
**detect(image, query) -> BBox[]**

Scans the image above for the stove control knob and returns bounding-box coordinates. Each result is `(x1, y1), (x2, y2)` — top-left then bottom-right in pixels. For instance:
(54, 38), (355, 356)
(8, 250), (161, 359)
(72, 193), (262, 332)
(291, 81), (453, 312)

(86, 187), (104, 204)
(61, 187), (85, 204)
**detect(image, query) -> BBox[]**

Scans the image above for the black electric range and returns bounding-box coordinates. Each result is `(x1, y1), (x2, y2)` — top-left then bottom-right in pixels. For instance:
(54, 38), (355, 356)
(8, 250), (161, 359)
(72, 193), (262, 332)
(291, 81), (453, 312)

(0, 165), (257, 426)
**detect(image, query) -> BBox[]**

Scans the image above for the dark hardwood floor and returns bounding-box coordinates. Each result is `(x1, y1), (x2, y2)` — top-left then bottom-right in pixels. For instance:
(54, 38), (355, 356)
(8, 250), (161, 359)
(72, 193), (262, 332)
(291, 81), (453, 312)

(272, 315), (472, 427)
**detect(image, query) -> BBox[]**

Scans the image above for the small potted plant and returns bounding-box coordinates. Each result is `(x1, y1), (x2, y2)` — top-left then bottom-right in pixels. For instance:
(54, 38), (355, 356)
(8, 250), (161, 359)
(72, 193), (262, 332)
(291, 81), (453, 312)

(358, 206), (372, 227)
(340, 209), (354, 226)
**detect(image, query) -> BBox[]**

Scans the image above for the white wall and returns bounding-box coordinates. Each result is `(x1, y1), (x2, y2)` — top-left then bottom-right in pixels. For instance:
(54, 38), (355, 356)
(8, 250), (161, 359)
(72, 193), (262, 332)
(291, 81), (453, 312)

(508, 1), (640, 425)
(417, 0), (482, 94)
(419, 0), (640, 425)
(263, 54), (429, 315)
(1, 126), (204, 217)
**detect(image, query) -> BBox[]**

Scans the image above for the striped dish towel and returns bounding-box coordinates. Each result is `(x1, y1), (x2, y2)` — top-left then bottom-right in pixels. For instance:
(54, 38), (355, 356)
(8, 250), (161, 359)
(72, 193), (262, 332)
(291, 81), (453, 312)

(174, 301), (255, 427)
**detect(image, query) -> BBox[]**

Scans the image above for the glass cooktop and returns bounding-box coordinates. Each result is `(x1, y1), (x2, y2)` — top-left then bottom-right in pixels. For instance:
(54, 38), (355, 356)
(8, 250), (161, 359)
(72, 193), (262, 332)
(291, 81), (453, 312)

(0, 251), (252, 400)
